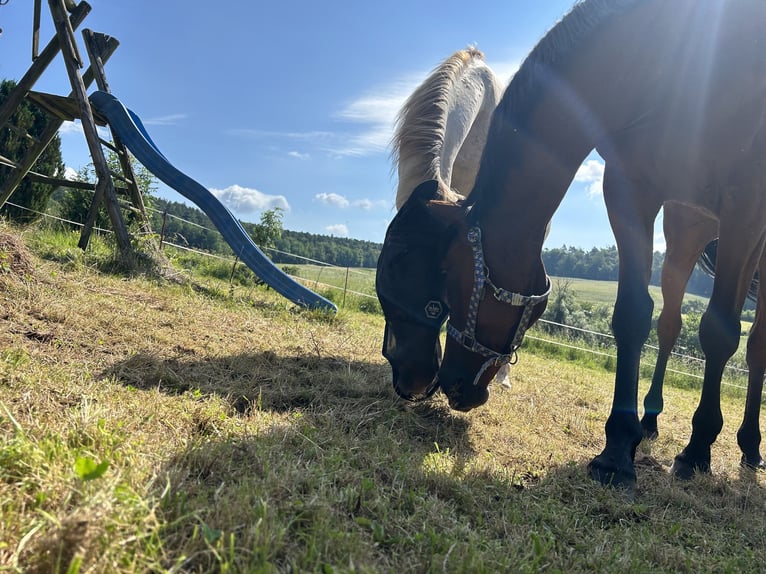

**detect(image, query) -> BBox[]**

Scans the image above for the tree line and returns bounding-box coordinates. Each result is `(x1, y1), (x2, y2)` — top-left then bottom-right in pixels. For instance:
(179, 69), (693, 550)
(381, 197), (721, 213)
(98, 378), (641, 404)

(149, 197), (716, 298)
(542, 245), (714, 298)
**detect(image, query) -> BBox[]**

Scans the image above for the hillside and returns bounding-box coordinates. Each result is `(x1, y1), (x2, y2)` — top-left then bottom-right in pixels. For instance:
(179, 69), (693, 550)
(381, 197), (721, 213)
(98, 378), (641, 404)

(1, 225), (764, 572)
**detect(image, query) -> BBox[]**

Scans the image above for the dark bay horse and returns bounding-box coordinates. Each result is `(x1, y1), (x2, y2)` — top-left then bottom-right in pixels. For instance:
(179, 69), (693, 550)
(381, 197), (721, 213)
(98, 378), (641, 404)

(642, 203), (766, 470)
(378, 0), (766, 490)
(376, 48), (502, 401)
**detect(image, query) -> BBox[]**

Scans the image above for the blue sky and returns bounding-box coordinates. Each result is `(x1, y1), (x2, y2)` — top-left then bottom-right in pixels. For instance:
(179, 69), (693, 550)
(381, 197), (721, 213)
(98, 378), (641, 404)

(0, 1), (665, 250)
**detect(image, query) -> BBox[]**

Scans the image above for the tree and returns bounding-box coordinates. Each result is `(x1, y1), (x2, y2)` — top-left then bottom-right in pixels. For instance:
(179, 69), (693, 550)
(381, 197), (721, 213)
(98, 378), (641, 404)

(55, 150), (157, 230)
(0, 79), (65, 223)
(249, 207), (284, 252)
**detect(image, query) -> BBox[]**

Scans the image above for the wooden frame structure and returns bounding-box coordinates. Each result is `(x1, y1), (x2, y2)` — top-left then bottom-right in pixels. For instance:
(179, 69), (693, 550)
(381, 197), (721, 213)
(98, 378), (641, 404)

(0, 0), (152, 252)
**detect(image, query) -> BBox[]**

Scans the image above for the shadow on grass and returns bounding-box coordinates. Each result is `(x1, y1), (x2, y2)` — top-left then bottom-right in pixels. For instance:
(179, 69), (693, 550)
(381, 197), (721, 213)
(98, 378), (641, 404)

(102, 349), (473, 453)
(143, 432), (766, 572)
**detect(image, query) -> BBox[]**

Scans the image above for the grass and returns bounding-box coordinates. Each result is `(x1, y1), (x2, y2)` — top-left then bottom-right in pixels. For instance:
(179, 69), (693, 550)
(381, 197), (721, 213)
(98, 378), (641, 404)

(1, 223), (766, 572)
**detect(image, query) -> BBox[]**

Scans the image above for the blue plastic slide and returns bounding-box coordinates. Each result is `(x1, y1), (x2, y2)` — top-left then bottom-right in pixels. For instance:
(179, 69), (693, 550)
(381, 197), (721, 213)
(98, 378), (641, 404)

(89, 90), (337, 312)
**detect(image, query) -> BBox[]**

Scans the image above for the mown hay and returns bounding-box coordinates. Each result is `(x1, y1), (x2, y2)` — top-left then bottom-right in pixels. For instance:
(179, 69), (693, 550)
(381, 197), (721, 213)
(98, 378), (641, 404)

(0, 230), (35, 279)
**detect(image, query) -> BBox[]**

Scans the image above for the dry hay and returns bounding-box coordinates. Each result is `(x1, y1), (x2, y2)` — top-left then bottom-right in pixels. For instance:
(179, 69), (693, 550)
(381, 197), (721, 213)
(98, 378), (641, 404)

(0, 230), (35, 280)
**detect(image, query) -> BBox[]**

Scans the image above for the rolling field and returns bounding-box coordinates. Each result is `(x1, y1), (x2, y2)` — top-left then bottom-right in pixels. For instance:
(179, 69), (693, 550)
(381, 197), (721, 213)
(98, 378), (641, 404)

(1, 227), (765, 572)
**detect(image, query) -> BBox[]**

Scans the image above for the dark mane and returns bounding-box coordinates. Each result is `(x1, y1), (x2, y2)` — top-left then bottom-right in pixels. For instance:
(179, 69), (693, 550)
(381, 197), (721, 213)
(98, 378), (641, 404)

(467, 0), (641, 212)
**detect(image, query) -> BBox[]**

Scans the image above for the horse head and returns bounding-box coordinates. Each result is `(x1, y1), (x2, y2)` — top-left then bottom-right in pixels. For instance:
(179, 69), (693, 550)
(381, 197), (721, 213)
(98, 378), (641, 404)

(418, 201), (550, 411)
(376, 180), (455, 400)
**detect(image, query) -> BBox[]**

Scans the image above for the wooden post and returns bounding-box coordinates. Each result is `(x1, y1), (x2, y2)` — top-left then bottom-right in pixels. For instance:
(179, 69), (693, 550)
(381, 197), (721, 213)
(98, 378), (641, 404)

(159, 209), (168, 249)
(83, 28), (151, 235)
(342, 267), (350, 308)
(47, 0), (129, 252)
(33, 0), (42, 60)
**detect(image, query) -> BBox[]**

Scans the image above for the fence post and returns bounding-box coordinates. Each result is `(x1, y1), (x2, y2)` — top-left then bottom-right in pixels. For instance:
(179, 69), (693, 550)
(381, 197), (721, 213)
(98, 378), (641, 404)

(342, 266), (350, 308)
(159, 209), (167, 250)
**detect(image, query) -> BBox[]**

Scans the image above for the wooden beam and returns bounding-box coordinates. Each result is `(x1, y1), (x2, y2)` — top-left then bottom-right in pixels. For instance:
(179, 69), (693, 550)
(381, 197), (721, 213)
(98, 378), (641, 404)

(82, 29), (119, 93)
(25, 172), (95, 190)
(26, 90), (109, 125)
(0, 1), (90, 129)
(83, 28), (150, 234)
(33, 0), (42, 60)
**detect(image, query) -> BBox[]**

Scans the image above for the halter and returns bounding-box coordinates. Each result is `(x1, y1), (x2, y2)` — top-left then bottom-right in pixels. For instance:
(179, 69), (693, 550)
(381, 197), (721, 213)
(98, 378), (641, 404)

(446, 226), (551, 386)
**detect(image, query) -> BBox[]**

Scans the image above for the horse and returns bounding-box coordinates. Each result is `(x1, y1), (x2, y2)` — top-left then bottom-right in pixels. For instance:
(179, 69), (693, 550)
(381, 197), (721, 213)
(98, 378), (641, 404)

(641, 203), (766, 470)
(376, 47), (502, 401)
(377, 0), (766, 492)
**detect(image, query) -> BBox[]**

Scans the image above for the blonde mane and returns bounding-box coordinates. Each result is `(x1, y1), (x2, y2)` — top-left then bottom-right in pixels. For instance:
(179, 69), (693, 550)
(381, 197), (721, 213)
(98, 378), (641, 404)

(391, 48), (499, 209)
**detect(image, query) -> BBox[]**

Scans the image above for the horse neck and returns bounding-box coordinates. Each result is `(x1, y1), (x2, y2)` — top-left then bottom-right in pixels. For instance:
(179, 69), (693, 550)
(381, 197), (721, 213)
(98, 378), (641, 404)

(441, 63), (504, 197)
(467, 100), (597, 287)
(469, 2), (661, 270)
(395, 51), (500, 209)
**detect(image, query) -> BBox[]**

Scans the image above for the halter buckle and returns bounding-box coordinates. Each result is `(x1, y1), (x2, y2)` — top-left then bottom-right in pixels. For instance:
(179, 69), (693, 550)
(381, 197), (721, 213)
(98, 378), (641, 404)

(461, 333), (476, 349)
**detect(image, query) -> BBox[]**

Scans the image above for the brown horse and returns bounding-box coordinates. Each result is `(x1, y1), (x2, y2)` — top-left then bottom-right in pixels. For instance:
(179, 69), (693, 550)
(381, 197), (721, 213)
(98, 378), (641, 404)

(642, 203), (766, 470)
(376, 48), (502, 401)
(378, 0), (766, 491)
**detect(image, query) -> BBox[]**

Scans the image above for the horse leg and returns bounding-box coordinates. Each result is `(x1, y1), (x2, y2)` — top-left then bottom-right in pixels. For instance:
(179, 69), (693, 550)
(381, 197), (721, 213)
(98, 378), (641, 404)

(738, 256), (766, 470)
(642, 204), (717, 439)
(671, 224), (766, 479)
(588, 167), (660, 490)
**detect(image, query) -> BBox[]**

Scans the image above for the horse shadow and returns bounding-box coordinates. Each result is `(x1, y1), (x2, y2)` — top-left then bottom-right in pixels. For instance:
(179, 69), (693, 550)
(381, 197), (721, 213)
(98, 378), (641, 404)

(101, 350), (473, 454)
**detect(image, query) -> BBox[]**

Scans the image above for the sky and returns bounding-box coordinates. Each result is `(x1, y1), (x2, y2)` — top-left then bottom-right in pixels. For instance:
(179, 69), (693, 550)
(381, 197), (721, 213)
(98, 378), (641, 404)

(0, 0), (666, 251)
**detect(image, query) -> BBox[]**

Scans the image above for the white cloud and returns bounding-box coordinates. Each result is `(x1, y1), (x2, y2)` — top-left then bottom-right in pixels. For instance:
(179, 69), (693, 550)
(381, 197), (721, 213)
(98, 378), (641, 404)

(58, 120), (110, 140)
(288, 151), (310, 160)
(574, 159), (605, 198)
(315, 193), (387, 211)
(143, 113), (187, 127)
(62, 166), (79, 180)
(352, 199), (387, 211)
(315, 193), (350, 208)
(332, 79), (416, 157)
(210, 185), (289, 213)
(58, 121), (81, 135)
(326, 224), (349, 237)
(227, 129), (334, 141)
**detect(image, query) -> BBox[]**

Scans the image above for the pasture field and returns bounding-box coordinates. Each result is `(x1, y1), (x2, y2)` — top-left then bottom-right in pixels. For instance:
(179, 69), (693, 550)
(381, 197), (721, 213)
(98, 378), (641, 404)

(283, 266), (711, 312)
(1, 225), (766, 573)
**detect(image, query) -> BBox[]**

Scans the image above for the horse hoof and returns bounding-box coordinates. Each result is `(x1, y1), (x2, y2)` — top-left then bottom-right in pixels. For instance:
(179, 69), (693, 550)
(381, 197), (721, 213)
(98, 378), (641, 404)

(740, 455), (766, 471)
(587, 457), (637, 495)
(640, 415), (659, 441)
(642, 428), (659, 441)
(670, 454), (710, 480)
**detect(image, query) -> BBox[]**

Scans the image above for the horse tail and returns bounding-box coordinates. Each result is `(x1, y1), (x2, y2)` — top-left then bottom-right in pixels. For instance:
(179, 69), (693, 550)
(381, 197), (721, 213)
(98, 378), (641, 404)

(698, 239), (759, 303)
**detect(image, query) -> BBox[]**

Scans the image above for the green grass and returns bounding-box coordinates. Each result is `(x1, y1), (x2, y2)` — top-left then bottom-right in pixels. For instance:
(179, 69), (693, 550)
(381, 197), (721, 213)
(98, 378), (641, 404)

(1, 224), (766, 572)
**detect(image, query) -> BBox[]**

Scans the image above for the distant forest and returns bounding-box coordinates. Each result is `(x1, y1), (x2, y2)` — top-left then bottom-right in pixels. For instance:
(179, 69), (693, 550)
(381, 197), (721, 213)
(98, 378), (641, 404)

(149, 198), (381, 268)
(149, 198), (715, 298)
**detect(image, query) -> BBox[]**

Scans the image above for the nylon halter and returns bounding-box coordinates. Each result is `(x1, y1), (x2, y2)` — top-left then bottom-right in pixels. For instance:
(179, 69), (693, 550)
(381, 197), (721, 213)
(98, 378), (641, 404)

(446, 226), (551, 386)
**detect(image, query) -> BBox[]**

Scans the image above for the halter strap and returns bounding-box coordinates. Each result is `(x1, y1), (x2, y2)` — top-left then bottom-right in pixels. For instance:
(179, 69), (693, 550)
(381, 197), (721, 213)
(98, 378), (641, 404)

(446, 226), (551, 386)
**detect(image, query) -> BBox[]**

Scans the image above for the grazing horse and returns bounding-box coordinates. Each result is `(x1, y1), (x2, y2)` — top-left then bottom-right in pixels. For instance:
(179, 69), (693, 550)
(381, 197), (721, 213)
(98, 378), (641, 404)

(377, 0), (766, 491)
(642, 203), (766, 470)
(376, 48), (502, 401)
